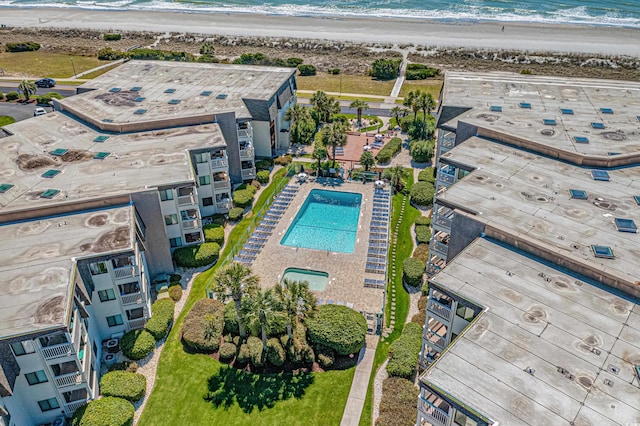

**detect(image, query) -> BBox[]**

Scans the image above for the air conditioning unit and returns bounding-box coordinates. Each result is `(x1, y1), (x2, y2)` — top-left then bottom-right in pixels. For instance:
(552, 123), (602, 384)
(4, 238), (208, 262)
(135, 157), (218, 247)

(103, 353), (117, 367)
(105, 338), (119, 353)
(52, 417), (66, 426)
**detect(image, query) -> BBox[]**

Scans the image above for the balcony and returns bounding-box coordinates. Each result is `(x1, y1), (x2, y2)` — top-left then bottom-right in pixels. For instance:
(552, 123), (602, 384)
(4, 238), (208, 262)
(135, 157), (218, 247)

(121, 292), (143, 306)
(431, 241), (448, 259)
(239, 146), (254, 159)
(427, 299), (453, 322)
(128, 318), (146, 330)
(439, 135), (455, 152)
(113, 265), (137, 281)
(241, 167), (256, 180)
(426, 328), (447, 350)
(437, 171), (456, 186)
(419, 397), (449, 426)
(211, 157), (227, 170)
(55, 372), (84, 388)
(216, 200), (231, 212)
(434, 214), (452, 231)
(65, 400), (87, 415)
(213, 180), (231, 190)
(182, 218), (201, 230)
(237, 128), (252, 141)
(178, 193), (197, 206)
(41, 343), (74, 360)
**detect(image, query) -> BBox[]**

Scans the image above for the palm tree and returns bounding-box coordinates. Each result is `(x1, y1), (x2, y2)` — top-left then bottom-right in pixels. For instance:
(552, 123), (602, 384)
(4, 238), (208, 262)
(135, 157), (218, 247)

(322, 122), (347, 167)
(312, 145), (328, 176)
(18, 80), (37, 102)
(350, 99), (369, 128)
(403, 90), (422, 125)
(274, 279), (317, 338)
(419, 92), (435, 120)
(311, 90), (340, 124)
(242, 288), (282, 349)
(390, 106), (403, 129)
(360, 151), (375, 171)
(285, 103), (306, 131)
(389, 165), (405, 194)
(286, 104), (314, 146)
(212, 262), (260, 338)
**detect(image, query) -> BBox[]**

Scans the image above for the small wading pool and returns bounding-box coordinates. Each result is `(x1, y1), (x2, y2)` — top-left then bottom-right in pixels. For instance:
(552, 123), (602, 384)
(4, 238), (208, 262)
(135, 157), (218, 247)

(282, 268), (329, 291)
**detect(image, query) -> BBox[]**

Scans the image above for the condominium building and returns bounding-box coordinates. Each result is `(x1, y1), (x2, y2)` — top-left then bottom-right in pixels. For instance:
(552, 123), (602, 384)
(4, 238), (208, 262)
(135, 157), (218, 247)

(418, 73), (640, 425)
(0, 61), (297, 426)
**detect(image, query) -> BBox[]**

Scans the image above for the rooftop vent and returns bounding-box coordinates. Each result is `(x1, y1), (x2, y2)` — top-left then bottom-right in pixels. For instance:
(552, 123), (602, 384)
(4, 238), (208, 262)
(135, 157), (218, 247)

(108, 87), (121, 93)
(94, 152), (110, 160)
(607, 152), (621, 156)
(130, 86), (142, 92)
(168, 99), (181, 105)
(134, 97), (145, 102)
(134, 109), (147, 115)
(0, 183), (14, 193)
(608, 364), (620, 375)
(519, 102), (531, 109)
(634, 196), (640, 205)
(614, 218), (637, 233)
(543, 119), (557, 126)
(569, 189), (588, 200)
(574, 136), (589, 144)
(201, 91), (213, 96)
(490, 105), (502, 112)
(40, 189), (60, 199)
(164, 88), (176, 94)
(591, 170), (610, 181)
(50, 148), (68, 156)
(591, 245), (614, 259)
(561, 108), (574, 115)
(94, 136), (109, 143)
(601, 131), (626, 141)
(216, 94), (228, 99)
(102, 119), (113, 123)
(600, 107), (614, 114)
(540, 129), (555, 136)
(591, 122), (605, 129)
(42, 169), (61, 178)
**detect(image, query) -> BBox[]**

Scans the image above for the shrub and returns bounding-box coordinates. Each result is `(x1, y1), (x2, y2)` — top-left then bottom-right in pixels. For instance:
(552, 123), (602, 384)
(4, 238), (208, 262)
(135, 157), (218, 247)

(370, 58), (402, 80)
(375, 137), (402, 164)
(318, 353), (334, 368)
(403, 258), (425, 287)
(306, 305), (367, 356)
(244, 184), (258, 195)
(255, 158), (273, 170)
(5, 92), (19, 101)
(375, 378), (419, 426)
(266, 338), (286, 367)
(203, 224), (225, 245)
(415, 225), (431, 245)
(97, 47), (128, 60)
(250, 180), (261, 190)
(410, 140), (434, 163)
(6, 42), (40, 52)
(182, 299), (224, 353)
(328, 68), (341, 75)
(103, 33), (122, 41)
(521, 68), (532, 75)
(223, 301), (240, 335)
(411, 295), (428, 325)
(70, 396), (134, 426)
(121, 330), (155, 361)
(386, 322), (422, 379)
(107, 361), (138, 373)
(256, 170), (270, 184)
(414, 215), (430, 226)
(168, 285), (182, 302)
(145, 299), (175, 341)
(228, 207), (244, 221)
(100, 371), (146, 402)
(232, 189), (254, 208)
(0, 92), (4, 101)
(219, 342), (237, 362)
(410, 181), (435, 207)
(237, 343), (250, 363)
(169, 273), (181, 284)
(287, 57), (303, 67)
(173, 242), (220, 267)
(417, 167), (436, 184)
(274, 154), (292, 166)
(413, 244), (430, 264)
(298, 64), (317, 76)
(247, 336), (264, 367)
(405, 63), (440, 80)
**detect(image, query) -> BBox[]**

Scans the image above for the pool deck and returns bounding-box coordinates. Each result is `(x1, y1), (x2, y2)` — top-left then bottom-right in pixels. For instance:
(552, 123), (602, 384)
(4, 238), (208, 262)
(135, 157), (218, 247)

(251, 179), (387, 320)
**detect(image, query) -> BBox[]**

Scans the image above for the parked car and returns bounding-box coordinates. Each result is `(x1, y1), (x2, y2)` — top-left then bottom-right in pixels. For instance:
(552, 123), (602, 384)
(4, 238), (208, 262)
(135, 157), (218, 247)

(33, 107), (47, 116)
(35, 78), (56, 88)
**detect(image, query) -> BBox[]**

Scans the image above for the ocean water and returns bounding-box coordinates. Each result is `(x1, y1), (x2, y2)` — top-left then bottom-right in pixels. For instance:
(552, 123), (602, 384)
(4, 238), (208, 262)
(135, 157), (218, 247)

(1, 0), (639, 28)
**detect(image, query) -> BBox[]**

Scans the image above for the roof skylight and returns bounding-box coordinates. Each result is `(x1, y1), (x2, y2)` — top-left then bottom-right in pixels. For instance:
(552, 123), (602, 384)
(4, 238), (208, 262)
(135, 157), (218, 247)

(569, 189), (588, 200)
(633, 195), (640, 205)
(614, 218), (637, 233)
(490, 105), (502, 112)
(201, 91), (213, 96)
(108, 87), (121, 93)
(543, 119), (556, 126)
(134, 97), (145, 102)
(94, 136), (109, 143)
(519, 102), (531, 109)
(574, 136), (589, 143)
(600, 108), (614, 114)
(50, 148), (68, 156)
(94, 152), (110, 160)
(0, 184), (14, 193)
(164, 88), (176, 94)
(134, 109), (147, 115)
(591, 170), (610, 181)
(42, 170), (61, 178)
(591, 245), (614, 259)
(130, 86), (142, 92)
(591, 122), (605, 129)
(102, 119), (113, 123)
(561, 108), (574, 115)
(168, 99), (181, 105)
(216, 94), (228, 99)
(40, 189), (60, 199)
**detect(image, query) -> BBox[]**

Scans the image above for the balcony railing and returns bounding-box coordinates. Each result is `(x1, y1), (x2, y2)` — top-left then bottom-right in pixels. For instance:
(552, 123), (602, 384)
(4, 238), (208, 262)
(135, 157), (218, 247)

(237, 128), (251, 140)
(177, 194), (197, 206)
(427, 299), (453, 322)
(213, 180), (230, 190)
(128, 318), (146, 330)
(65, 400), (88, 415)
(113, 265), (137, 281)
(426, 328), (447, 350)
(121, 293), (143, 305)
(437, 171), (456, 185)
(182, 219), (200, 230)
(216, 201), (231, 211)
(41, 343), (74, 360)
(434, 215), (452, 230)
(211, 158), (227, 170)
(241, 168), (256, 180)
(55, 371), (84, 388)
(239, 147), (254, 158)
(419, 397), (449, 426)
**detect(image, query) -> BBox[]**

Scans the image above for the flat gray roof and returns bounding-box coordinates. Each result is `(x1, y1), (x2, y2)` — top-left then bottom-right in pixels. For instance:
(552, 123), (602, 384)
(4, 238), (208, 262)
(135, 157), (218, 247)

(440, 72), (640, 159)
(0, 205), (133, 339)
(421, 238), (640, 426)
(439, 136), (640, 292)
(0, 111), (225, 216)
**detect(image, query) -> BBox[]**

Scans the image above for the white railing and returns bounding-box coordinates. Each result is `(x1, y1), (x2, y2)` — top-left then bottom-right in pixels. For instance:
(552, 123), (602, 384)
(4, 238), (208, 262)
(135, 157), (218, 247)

(239, 147), (254, 158)
(177, 194), (196, 206)
(213, 180), (230, 190)
(433, 241), (448, 258)
(65, 400), (87, 415)
(241, 168), (256, 180)
(182, 219), (200, 230)
(128, 318), (146, 330)
(55, 372), (84, 388)
(427, 299), (453, 321)
(113, 265), (137, 280)
(216, 201), (231, 211)
(434, 215), (452, 230)
(41, 343), (74, 360)
(237, 128), (251, 140)
(427, 329), (447, 350)
(121, 293), (142, 305)
(419, 398), (449, 426)
(211, 158), (227, 169)
(437, 172), (456, 185)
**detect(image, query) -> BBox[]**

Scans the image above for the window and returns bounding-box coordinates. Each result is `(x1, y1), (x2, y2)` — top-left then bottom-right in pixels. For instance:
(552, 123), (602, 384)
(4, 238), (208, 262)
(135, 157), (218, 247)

(25, 370), (48, 385)
(199, 175), (211, 185)
(38, 398), (60, 412)
(98, 289), (116, 302)
(169, 237), (182, 248)
(10, 340), (35, 356)
(181, 209), (197, 221)
(118, 282), (140, 295)
(89, 261), (107, 275)
(159, 189), (174, 201)
(106, 315), (123, 327)
(453, 411), (478, 426)
(164, 214), (178, 226)
(202, 197), (213, 206)
(126, 308), (144, 321)
(63, 388), (87, 403)
(39, 334), (68, 348)
(194, 152), (208, 163)
(456, 306), (475, 321)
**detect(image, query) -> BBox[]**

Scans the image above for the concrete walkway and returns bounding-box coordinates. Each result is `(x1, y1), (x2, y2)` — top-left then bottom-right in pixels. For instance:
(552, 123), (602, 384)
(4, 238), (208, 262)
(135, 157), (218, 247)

(73, 59), (126, 79)
(340, 334), (379, 426)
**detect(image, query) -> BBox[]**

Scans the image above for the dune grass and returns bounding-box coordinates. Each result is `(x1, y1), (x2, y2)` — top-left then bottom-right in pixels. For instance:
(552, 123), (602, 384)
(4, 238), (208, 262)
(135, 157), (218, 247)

(0, 51), (103, 78)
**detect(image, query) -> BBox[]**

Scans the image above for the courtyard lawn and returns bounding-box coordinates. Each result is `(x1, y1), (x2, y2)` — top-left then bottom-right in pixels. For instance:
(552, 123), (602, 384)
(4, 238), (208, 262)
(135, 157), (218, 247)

(399, 79), (444, 100)
(139, 167), (356, 425)
(0, 116), (16, 127)
(297, 73), (395, 97)
(0, 51), (103, 78)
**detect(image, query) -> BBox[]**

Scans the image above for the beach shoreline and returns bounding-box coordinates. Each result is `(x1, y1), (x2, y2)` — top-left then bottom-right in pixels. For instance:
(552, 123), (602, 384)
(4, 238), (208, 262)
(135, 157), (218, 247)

(1, 8), (639, 56)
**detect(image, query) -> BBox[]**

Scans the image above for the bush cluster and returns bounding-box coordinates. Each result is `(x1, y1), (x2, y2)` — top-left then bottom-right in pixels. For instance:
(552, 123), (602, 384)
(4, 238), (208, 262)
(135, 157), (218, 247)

(386, 322), (422, 379)
(182, 299), (225, 353)
(223, 302), (239, 335)
(232, 53), (305, 68)
(255, 158), (274, 170)
(237, 343), (250, 364)
(203, 223), (225, 245)
(247, 336), (264, 367)
(173, 242), (220, 267)
(146, 299), (175, 341)
(370, 58), (402, 80)
(107, 361), (138, 373)
(256, 169), (270, 184)
(70, 397), (134, 426)
(267, 338), (286, 367)
(306, 305), (367, 356)
(168, 285), (182, 302)
(414, 215), (431, 226)
(5, 92), (19, 101)
(98, 47), (195, 61)
(228, 207), (244, 221)
(298, 64), (317, 76)
(232, 189), (254, 208)
(103, 33), (122, 41)
(375, 378), (419, 426)
(375, 137), (402, 164)
(274, 155), (292, 166)
(328, 68), (341, 75)
(35, 92), (63, 105)
(219, 342), (237, 362)
(406, 63), (440, 80)
(410, 140), (434, 163)
(287, 322), (315, 364)
(410, 181), (435, 207)
(403, 257), (425, 287)
(99, 371), (146, 402)
(121, 329), (155, 361)
(415, 224), (431, 245)
(417, 167), (436, 184)
(6, 42), (40, 52)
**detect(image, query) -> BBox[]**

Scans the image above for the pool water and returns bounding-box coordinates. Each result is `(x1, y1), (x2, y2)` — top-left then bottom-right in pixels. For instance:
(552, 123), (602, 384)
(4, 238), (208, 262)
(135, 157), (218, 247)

(280, 189), (362, 253)
(281, 268), (329, 291)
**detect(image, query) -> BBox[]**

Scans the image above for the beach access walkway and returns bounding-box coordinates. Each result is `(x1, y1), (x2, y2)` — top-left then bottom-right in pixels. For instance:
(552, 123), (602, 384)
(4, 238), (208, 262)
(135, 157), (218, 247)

(340, 334), (379, 426)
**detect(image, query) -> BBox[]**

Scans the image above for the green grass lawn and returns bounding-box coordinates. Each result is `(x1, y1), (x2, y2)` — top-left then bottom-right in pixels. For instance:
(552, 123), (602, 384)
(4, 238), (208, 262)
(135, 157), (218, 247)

(297, 73), (395, 97)
(399, 79), (444, 100)
(0, 52), (104, 78)
(139, 167), (356, 425)
(0, 116), (16, 127)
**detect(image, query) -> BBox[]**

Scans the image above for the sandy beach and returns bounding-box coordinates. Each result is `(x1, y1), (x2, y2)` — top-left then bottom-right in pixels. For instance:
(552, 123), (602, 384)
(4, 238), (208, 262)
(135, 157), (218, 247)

(1, 8), (639, 57)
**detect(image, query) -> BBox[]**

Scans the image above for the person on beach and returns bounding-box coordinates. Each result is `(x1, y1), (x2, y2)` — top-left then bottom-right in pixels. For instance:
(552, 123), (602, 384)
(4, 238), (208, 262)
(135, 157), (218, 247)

(502, 25), (505, 32)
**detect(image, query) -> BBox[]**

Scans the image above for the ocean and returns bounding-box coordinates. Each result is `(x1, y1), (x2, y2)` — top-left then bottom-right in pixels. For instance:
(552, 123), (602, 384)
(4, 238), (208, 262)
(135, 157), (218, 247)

(0, 0), (639, 28)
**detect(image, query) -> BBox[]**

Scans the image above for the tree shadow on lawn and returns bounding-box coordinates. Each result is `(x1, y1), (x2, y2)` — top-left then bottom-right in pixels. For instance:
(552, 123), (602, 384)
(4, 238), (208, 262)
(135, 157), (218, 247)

(203, 365), (315, 413)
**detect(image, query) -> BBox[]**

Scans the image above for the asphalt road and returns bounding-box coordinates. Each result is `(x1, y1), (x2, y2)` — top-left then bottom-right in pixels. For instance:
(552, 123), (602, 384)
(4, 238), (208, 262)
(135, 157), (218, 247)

(0, 85), (77, 98)
(0, 102), (51, 123)
(299, 101), (391, 117)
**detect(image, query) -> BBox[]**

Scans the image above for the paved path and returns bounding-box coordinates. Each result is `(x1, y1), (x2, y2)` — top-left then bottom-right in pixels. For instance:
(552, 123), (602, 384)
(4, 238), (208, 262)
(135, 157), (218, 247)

(389, 50), (409, 99)
(340, 334), (379, 426)
(73, 59), (125, 79)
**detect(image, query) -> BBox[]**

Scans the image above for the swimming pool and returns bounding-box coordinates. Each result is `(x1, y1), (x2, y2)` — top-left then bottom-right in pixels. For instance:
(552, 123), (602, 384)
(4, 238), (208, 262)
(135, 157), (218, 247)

(280, 189), (362, 253)
(281, 268), (329, 291)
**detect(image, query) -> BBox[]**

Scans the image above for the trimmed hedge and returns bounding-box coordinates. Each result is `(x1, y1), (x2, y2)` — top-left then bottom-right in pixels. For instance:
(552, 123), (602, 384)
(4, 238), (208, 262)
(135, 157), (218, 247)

(6, 42), (40, 52)
(70, 397), (134, 426)
(306, 305), (367, 356)
(145, 299), (175, 341)
(99, 371), (146, 402)
(375, 137), (402, 164)
(247, 336), (264, 367)
(288, 322), (315, 364)
(417, 167), (435, 184)
(414, 215), (430, 226)
(410, 140), (433, 163)
(223, 301), (240, 335)
(5, 92), (19, 101)
(255, 158), (274, 170)
(410, 181), (435, 207)
(121, 330), (155, 361)
(375, 378), (419, 426)
(168, 285), (182, 302)
(237, 343), (250, 364)
(403, 257), (425, 287)
(256, 170), (270, 184)
(219, 342), (237, 362)
(232, 189), (254, 208)
(182, 299), (225, 353)
(415, 225), (431, 245)
(267, 338), (286, 367)
(274, 155), (292, 166)
(107, 361), (137, 373)
(173, 242), (220, 267)
(386, 322), (422, 379)
(228, 207), (244, 221)
(203, 223), (225, 245)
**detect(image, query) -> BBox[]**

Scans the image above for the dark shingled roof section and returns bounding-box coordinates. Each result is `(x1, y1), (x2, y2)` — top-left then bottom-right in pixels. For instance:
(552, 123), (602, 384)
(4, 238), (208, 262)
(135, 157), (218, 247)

(242, 98), (270, 121)
(0, 344), (19, 396)
(277, 84), (293, 109)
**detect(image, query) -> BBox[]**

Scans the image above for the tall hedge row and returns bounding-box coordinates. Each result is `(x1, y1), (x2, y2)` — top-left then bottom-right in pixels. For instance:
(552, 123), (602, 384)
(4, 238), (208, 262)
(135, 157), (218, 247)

(70, 396), (134, 426)
(145, 299), (175, 341)
(386, 322), (423, 379)
(375, 137), (402, 164)
(375, 378), (419, 426)
(99, 371), (146, 402)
